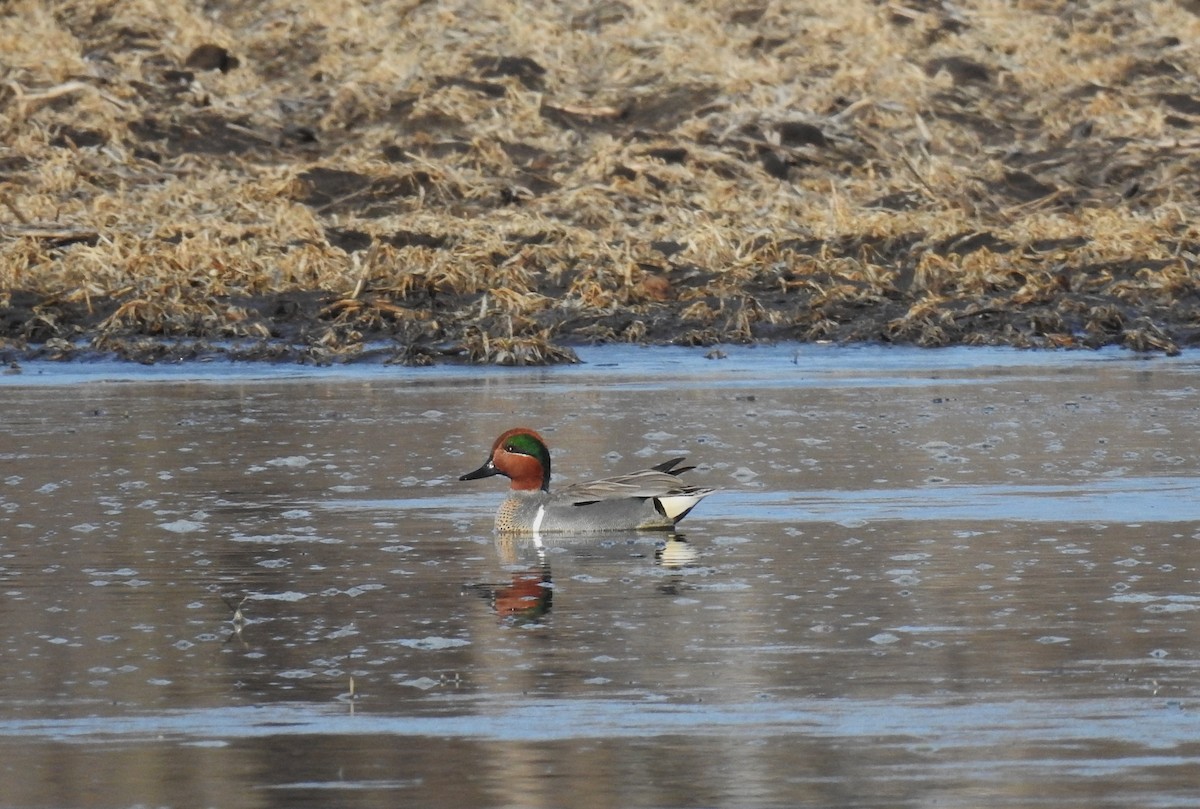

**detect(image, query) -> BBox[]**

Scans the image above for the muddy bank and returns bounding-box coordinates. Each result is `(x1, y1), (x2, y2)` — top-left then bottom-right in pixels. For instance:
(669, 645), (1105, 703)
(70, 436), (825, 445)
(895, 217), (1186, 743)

(2, 252), (1196, 366)
(3, 1), (1200, 363)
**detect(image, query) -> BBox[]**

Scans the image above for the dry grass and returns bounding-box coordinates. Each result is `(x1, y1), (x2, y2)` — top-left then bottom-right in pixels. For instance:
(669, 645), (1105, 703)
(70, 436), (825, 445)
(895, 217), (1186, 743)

(2, 0), (1200, 362)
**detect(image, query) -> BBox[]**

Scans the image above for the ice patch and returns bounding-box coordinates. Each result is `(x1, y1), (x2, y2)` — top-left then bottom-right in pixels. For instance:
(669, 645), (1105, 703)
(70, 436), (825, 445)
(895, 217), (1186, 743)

(387, 637), (471, 650)
(160, 519), (205, 534)
(267, 456), (312, 468)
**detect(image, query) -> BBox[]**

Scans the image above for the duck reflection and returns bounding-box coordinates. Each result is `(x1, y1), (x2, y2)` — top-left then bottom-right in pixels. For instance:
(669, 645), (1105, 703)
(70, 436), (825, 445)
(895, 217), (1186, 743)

(465, 536), (554, 625)
(468, 534), (702, 623)
(654, 535), (702, 596)
(481, 565), (553, 625)
(656, 535), (699, 569)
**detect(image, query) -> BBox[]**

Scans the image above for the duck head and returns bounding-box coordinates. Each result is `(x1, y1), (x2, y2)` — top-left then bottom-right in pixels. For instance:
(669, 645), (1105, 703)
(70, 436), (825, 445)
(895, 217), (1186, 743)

(459, 427), (552, 492)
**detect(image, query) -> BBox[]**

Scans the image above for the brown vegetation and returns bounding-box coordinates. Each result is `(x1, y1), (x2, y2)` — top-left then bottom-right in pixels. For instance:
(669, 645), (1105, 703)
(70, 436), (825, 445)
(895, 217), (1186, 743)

(2, 0), (1200, 363)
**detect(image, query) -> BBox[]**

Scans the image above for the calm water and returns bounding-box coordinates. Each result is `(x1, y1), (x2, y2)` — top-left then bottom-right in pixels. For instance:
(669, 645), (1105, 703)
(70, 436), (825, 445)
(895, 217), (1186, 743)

(1, 345), (1199, 808)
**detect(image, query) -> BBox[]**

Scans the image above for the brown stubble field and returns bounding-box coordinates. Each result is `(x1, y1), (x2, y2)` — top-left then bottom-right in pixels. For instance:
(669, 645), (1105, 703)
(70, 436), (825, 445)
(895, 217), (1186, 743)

(2, 0), (1200, 364)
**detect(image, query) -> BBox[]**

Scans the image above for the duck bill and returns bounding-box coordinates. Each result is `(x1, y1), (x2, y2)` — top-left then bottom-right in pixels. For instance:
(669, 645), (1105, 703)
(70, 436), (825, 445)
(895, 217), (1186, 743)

(459, 459), (503, 481)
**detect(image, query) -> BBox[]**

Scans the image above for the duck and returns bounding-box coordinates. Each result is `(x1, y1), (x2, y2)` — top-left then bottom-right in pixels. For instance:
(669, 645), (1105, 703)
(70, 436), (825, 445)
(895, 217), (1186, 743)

(459, 427), (716, 533)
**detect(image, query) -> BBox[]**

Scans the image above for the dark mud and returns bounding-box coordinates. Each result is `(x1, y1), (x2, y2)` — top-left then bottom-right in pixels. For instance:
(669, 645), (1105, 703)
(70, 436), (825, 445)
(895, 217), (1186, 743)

(3, 245), (1196, 366)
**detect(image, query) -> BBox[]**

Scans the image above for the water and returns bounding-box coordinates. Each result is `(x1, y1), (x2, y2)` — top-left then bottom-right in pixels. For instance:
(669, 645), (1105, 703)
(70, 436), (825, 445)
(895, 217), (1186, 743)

(1, 344), (1199, 808)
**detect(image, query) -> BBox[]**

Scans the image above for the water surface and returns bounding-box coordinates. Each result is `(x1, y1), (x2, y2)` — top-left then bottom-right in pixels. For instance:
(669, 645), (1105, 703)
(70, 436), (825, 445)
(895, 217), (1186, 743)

(2, 345), (1199, 808)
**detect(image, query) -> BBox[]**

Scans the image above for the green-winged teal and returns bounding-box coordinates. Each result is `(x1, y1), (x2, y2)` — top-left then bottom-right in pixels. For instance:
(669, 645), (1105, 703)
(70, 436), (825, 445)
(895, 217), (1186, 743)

(460, 427), (716, 533)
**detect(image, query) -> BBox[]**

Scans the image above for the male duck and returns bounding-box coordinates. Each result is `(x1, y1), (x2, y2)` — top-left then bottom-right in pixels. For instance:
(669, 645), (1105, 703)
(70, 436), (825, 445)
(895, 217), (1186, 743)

(459, 427), (716, 533)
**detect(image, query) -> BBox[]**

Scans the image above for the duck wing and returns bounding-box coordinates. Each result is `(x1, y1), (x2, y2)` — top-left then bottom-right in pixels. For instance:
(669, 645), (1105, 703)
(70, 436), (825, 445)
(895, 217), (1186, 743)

(650, 457), (694, 476)
(560, 463), (712, 506)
